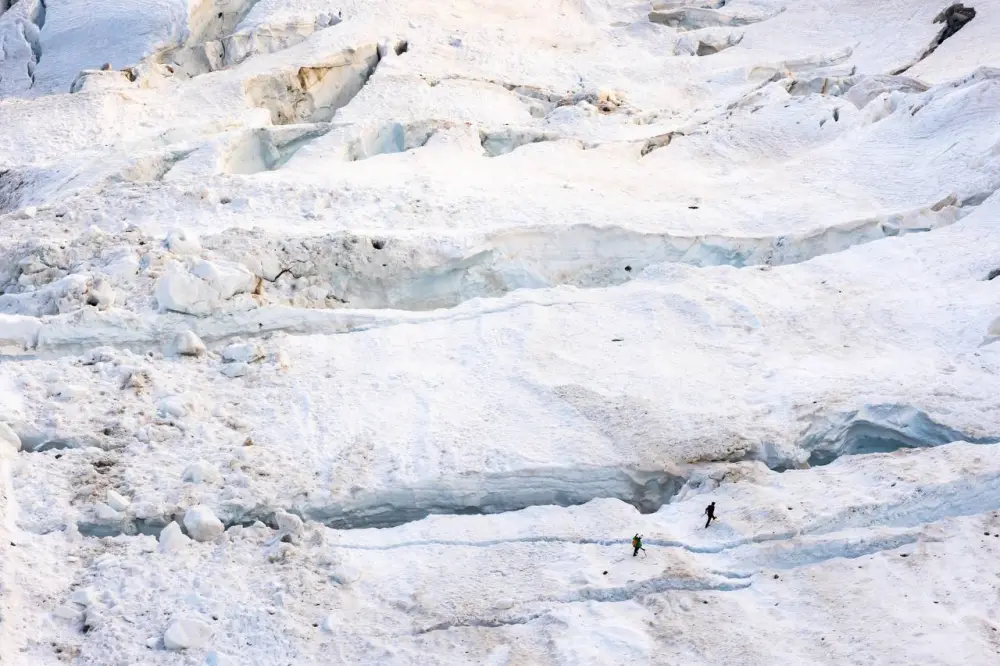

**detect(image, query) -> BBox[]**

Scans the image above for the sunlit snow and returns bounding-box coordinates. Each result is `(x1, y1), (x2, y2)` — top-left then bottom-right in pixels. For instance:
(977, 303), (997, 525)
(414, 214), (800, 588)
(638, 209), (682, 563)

(1, 0), (1000, 664)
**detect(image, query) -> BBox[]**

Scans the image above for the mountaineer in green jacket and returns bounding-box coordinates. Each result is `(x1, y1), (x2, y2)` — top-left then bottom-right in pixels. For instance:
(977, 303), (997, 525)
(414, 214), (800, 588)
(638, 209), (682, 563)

(632, 534), (645, 557)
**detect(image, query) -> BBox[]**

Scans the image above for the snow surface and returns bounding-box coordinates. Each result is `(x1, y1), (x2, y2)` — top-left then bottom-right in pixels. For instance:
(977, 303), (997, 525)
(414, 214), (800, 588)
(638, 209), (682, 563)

(2, 0), (1000, 663)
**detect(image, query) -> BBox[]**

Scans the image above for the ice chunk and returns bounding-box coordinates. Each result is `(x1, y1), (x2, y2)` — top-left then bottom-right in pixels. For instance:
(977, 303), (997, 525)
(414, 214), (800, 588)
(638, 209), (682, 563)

(191, 260), (256, 301)
(182, 460), (221, 484)
(170, 330), (207, 357)
(155, 269), (220, 316)
(275, 509), (304, 537)
(155, 260), (255, 315)
(220, 362), (249, 378)
(54, 605), (83, 621)
(81, 347), (117, 365)
(163, 616), (214, 650)
(83, 607), (105, 630)
(183, 505), (224, 542)
(94, 502), (121, 521)
(159, 521), (191, 553)
(103, 252), (140, 279)
(1, 273), (95, 316)
(987, 315), (1000, 339)
(206, 651), (237, 666)
(0, 314), (42, 349)
(221, 342), (264, 363)
(69, 586), (99, 607)
(157, 395), (189, 418)
(330, 565), (361, 586)
(0, 422), (22, 453)
(165, 228), (201, 254)
(106, 489), (131, 512)
(87, 278), (116, 310)
(49, 384), (87, 400)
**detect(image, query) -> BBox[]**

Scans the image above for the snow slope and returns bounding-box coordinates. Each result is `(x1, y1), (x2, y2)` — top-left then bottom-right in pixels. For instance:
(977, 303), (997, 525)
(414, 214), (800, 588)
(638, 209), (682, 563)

(1, 0), (1000, 664)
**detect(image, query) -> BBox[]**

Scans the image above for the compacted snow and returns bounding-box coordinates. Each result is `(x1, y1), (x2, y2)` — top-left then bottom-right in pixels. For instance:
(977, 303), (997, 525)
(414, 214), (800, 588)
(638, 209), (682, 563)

(1, 0), (1000, 664)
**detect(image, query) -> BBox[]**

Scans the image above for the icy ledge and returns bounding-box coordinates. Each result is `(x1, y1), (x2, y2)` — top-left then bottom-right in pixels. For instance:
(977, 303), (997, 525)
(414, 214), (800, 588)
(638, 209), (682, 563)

(216, 194), (967, 311)
(73, 467), (684, 537)
(68, 404), (1000, 538)
(760, 404), (1000, 469)
(295, 467), (684, 529)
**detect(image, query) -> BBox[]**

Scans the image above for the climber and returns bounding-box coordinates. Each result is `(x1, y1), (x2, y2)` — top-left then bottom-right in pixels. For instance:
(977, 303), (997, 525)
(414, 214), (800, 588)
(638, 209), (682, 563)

(632, 534), (645, 557)
(704, 501), (717, 528)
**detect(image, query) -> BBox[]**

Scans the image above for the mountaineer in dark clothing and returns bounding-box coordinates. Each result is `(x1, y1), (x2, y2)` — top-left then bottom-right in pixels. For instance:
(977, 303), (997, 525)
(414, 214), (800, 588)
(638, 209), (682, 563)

(704, 502), (717, 528)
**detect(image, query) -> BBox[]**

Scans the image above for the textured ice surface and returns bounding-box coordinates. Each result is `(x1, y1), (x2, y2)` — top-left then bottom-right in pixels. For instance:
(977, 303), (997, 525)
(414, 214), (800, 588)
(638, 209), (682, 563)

(2, 0), (1000, 664)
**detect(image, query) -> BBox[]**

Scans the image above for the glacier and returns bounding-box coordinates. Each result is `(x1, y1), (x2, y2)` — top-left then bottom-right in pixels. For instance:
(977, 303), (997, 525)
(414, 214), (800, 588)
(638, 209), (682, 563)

(2, 0), (1000, 664)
